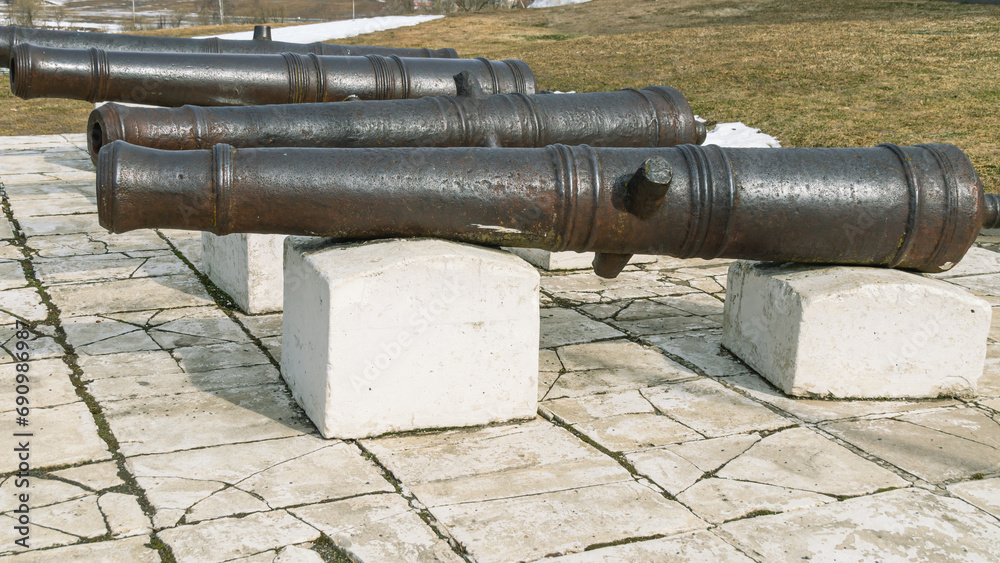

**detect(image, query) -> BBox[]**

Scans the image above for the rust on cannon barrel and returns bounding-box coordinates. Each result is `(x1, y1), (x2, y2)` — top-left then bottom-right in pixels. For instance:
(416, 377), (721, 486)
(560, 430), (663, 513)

(86, 83), (706, 162)
(10, 44), (534, 107)
(97, 142), (985, 278)
(0, 25), (457, 67)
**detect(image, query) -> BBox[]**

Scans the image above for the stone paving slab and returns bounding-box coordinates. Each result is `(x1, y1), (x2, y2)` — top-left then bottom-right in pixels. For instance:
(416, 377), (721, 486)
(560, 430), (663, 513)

(642, 379), (790, 438)
(715, 427), (908, 496)
(431, 481), (706, 563)
(292, 493), (463, 562)
(158, 509), (321, 563)
(0, 535), (159, 562)
(0, 359), (77, 412)
(544, 339), (695, 399)
(823, 407), (1000, 483)
(0, 463), (149, 554)
(725, 373), (958, 423)
(2, 136), (1000, 561)
(0, 401), (111, 473)
(7, 192), (97, 217)
(47, 274), (213, 316)
(541, 530), (755, 562)
(539, 308), (624, 348)
(128, 436), (393, 529)
(947, 477), (1000, 518)
(720, 488), (1000, 562)
(102, 384), (315, 457)
(679, 477), (833, 524)
(643, 329), (752, 376)
(87, 363), (281, 402)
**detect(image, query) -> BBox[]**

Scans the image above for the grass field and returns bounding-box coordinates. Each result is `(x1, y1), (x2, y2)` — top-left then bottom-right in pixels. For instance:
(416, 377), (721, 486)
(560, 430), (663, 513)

(3, 0), (999, 192)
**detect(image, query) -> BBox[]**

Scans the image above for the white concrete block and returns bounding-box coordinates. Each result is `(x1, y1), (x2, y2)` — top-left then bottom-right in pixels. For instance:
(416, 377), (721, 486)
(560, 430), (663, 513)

(504, 248), (656, 271)
(201, 233), (285, 314)
(281, 237), (540, 439)
(722, 261), (991, 399)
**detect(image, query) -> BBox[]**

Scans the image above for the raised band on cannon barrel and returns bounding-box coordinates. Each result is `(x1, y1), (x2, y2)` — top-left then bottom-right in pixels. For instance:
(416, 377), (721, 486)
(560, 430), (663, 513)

(10, 44), (535, 106)
(96, 141), (987, 278)
(0, 24), (458, 66)
(85, 82), (706, 162)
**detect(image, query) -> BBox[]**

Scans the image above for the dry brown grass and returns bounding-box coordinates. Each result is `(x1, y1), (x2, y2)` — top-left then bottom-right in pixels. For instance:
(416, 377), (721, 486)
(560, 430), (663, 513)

(3, 0), (999, 191)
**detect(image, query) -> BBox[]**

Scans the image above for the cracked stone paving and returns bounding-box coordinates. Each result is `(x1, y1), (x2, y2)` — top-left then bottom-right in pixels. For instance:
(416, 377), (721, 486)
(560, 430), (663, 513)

(1, 135), (999, 561)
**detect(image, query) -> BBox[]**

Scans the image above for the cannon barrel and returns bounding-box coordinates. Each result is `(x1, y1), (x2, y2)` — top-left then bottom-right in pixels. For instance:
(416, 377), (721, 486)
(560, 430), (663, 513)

(11, 44), (534, 107)
(86, 85), (706, 162)
(97, 142), (984, 278)
(985, 193), (1000, 230)
(0, 25), (457, 67)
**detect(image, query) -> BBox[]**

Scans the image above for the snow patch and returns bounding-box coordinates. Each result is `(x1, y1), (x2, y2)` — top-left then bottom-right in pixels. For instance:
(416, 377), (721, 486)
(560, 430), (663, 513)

(195, 15), (444, 42)
(704, 121), (781, 148)
(529, 0), (593, 7)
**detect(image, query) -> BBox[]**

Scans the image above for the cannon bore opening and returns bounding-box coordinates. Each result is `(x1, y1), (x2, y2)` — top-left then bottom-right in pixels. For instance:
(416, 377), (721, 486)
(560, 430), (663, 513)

(90, 122), (104, 154)
(8, 55), (19, 95)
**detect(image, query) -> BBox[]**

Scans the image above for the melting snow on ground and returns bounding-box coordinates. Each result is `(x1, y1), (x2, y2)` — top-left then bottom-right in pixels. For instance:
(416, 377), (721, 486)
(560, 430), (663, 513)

(704, 121), (781, 148)
(529, 0), (593, 8)
(196, 15), (444, 42)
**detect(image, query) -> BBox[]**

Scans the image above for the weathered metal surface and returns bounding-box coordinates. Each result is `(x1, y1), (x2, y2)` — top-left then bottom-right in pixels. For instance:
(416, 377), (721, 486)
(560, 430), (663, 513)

(85, 84), (705, 162)
(252, 25), (272, 42)
(0, 25), (457, 67)
(97, 142), (984, 278)
(10, 44), (533, 106)
(985, 193), (1000, 229)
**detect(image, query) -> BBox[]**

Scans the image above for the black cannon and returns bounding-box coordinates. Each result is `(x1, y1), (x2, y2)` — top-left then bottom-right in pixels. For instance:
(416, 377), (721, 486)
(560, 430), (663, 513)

(85, 82), (706, 162)
(0, 25), (457, 67)
(10, 44), (534, 107)
(96, 141), (986, 278)
(985, 192), (1000, 230)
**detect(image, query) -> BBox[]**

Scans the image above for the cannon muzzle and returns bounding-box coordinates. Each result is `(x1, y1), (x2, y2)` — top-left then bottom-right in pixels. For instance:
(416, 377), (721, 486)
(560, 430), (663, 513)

(86, 85), (705, 162)
(0, 25), (457, 67)
(985, 193), (1000, 230)
(11, 44), (533, 107)
(97, 142), (984, 277)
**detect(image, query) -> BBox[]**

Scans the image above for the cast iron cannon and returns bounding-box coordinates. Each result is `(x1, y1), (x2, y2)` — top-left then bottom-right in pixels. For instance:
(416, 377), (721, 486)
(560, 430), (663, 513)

(985, 193), (1000, 229)
(96, 141), (986, 278)
(10, 44), (534, 106)
(85, 82), (706, 162)
(0, 25), (457, 67)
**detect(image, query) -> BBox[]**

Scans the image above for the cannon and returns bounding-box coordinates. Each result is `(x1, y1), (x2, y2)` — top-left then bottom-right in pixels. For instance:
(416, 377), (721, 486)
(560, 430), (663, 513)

(0, 25), (457, 67)
(986, 193), (1000, 230)
(97, 141), (986, 278)
(10, 44), (534, 107)
(85, 82), (706, 162)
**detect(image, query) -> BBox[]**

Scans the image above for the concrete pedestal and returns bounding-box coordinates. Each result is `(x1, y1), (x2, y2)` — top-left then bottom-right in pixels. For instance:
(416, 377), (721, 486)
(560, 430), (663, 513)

(281, 237), (540, 439)
(201, 233), (285, 314)
(505, 248), (656, 271)
(722, 261), (991, 399)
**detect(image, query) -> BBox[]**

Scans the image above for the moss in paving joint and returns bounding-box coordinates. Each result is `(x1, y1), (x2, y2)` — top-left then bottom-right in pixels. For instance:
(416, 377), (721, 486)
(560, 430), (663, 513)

(366, 416), (537, 442)
(311, 534), (356, 563)
(311, 535), (354, 563)
(1, 186), (175, 563)
(148, 535), (177, 563)
(725, 509), (781, 523)
(582, 532), (668, 552)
